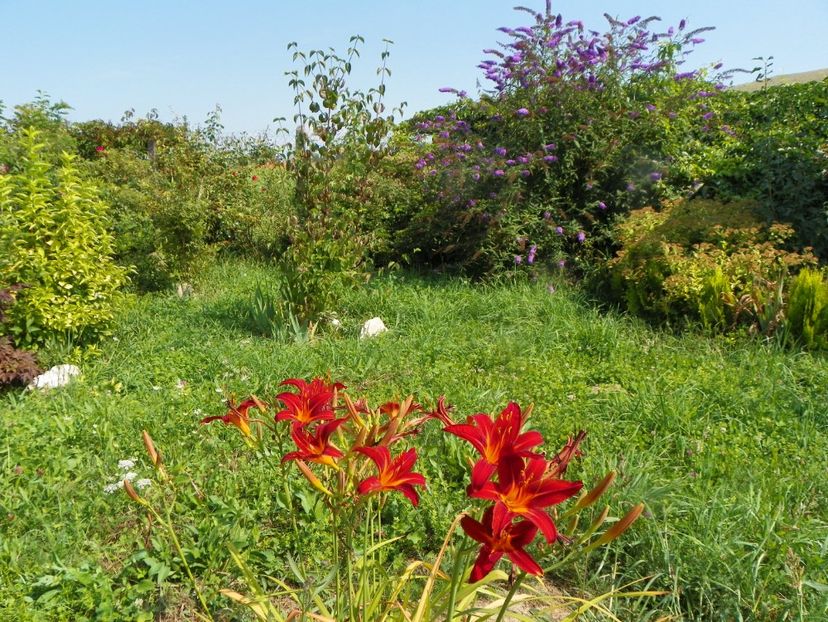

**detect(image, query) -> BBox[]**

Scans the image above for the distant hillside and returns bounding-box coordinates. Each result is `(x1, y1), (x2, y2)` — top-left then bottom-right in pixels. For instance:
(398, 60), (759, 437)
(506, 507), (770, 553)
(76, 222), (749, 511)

(732, 68), (828, 91)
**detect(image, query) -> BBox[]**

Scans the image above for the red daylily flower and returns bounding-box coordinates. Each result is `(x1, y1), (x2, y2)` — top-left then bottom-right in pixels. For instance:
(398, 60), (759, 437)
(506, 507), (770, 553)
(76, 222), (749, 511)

(473, 455), (582, 543)
(461, 503), (542, 582)
(445, 402), (543, 491)
(275, 378), (345, 427)
(200, 398), (262, 438)
(282, 417), (347, 468)
(420, 395), (455, 427)
(356, 445), (426, 506)
(546, 430), (587, 478)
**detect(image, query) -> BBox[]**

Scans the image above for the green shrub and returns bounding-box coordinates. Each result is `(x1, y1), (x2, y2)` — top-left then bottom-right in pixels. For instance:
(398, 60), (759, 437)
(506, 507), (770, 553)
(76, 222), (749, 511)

(699, 81), (828, 258)
(279, 37), (405, 322)
(607, 198), (817, 331)
(0, 128), (128, 347)
(785, 268), (828, 349)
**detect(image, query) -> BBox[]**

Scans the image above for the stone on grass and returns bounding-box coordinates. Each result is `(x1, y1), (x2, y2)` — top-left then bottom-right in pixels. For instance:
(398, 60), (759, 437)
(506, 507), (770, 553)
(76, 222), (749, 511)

(27, 364), (81, 390)
(359, 317), (387, 339)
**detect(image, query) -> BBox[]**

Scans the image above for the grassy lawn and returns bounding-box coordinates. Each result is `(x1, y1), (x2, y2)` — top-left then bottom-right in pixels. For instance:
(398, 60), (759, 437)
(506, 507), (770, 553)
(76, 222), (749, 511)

(2, 258), (827, 621)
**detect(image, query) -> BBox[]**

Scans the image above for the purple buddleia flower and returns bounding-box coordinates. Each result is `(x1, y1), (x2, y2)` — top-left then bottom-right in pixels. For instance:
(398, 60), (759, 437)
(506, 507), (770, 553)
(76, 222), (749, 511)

(506, 159), (516, 166)
(493, 169), (505, 177)
(472, 172), (481, 181)
(514, 255), (523, 265)
(518, 155), (529, 164)
(415, 159), (426, 170)
(702, 111), (714, 120)
(543, 211), (552, 220)
(557, 259), (566, 269)
(598, 201), (607, 210)
(577, 231), (586, 243)
(679, 18), (686, 30)
(649, 172), (662, 181)
(627, 182), (636, 191)
(691, 38), (705, 44)
(555, 226), (564, 235)
(520, 169), (530, 177)
(646, 103), (657, 112)
(494, 146), (507, 156)
(435, 115), (445, 122)
(544, 143), (557, 151)
(516, 107), (530, 117)
(468, 199), (477, 207)
(543, 155), (558, 163)
(674, 71), (696, 80)
(527, 244), (537, 264)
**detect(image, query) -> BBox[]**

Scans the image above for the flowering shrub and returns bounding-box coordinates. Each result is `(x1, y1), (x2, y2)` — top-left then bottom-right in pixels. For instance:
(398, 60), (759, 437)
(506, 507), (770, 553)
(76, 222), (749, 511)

(124, 378), (652, 621)
(404, 2), (733, 275)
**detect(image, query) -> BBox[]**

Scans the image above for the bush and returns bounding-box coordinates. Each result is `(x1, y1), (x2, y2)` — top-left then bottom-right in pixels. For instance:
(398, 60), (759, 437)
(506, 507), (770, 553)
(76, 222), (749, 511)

(607, 198), (817, 331)
(698, 81), (828, 259)
(405, 4), (732, 275)
(76, 113), (293, 290)
(278, 37), (405, 322)
(0, 128), (128, 347)
(785, 268), (828, 349)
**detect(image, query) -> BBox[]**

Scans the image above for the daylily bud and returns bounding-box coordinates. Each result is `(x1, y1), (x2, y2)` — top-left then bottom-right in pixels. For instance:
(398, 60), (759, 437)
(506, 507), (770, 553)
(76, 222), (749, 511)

(123, 479), (147, 506)
(595, 503), (645, 545)
(142, 430), (161, 468)
(575, 471), (616, 510)
(295, 460), (332, 496)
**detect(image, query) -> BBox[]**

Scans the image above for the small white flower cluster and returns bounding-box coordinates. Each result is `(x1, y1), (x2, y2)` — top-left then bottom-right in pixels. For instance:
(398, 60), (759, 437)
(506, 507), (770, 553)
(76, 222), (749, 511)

(103, 458), (152, 495)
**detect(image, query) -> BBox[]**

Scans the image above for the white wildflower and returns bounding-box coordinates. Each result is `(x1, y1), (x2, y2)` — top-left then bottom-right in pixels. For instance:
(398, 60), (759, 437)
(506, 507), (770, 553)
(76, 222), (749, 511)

(135, 478), (152, 490)
(103, 481), (124, 494)
(117, 459), (136, 471)
(123, 471), (137, 481)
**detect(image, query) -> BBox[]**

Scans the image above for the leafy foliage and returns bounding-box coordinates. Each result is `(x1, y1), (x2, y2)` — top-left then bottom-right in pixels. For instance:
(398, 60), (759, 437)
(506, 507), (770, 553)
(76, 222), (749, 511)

(607, 198), (817, 331)
(0, 285), (41, 387)
(405, 5), (730, 275)
(279, 36), (405, 322)
(785, 267), (828, 349)
(0, 128), (128, 347)
(699, 81), (828, 258)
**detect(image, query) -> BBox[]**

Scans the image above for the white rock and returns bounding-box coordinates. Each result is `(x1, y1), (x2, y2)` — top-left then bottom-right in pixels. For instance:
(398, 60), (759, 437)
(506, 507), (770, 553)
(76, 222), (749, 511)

(359, 317), (387, 339)
(27, 364), (81, 390)
(330, 318), (342, 329)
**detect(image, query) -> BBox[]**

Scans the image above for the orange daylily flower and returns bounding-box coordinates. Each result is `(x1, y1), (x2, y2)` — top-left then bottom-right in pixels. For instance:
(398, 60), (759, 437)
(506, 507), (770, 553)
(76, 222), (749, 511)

(275, 378), (345, 427)
(355, 445), (426, 506)
(200, 398), (263, 438)
(445, 402), (543, 491)
(473, 455), (582, 544)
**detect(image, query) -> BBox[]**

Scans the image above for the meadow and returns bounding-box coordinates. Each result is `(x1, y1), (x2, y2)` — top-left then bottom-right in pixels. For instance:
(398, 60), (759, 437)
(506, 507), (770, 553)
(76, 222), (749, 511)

(2, 260), (826, 620)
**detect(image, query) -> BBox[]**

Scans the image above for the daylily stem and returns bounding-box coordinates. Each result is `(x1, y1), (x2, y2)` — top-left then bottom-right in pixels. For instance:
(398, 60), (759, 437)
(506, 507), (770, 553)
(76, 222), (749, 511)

(495, 570), (526, 622)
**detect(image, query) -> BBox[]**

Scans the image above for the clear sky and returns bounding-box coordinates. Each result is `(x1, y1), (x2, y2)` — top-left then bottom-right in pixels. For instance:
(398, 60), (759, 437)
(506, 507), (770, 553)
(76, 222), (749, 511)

(2, 0), (826, 136)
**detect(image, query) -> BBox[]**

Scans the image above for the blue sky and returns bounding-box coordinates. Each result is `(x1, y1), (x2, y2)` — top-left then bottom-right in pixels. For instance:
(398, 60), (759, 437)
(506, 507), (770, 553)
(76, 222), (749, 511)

(2, 0), (826, 135)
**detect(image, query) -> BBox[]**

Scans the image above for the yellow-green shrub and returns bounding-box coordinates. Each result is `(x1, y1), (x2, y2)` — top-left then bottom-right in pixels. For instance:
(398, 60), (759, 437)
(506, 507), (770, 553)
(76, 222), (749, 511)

(608, 198), (817, 330)
(0, 128), (128, 347)
(785, 268), (828, 349)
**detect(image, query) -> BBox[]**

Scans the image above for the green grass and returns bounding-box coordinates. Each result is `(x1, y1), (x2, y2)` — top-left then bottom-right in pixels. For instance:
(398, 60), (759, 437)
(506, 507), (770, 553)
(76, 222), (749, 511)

(2, 258), (827, 621)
